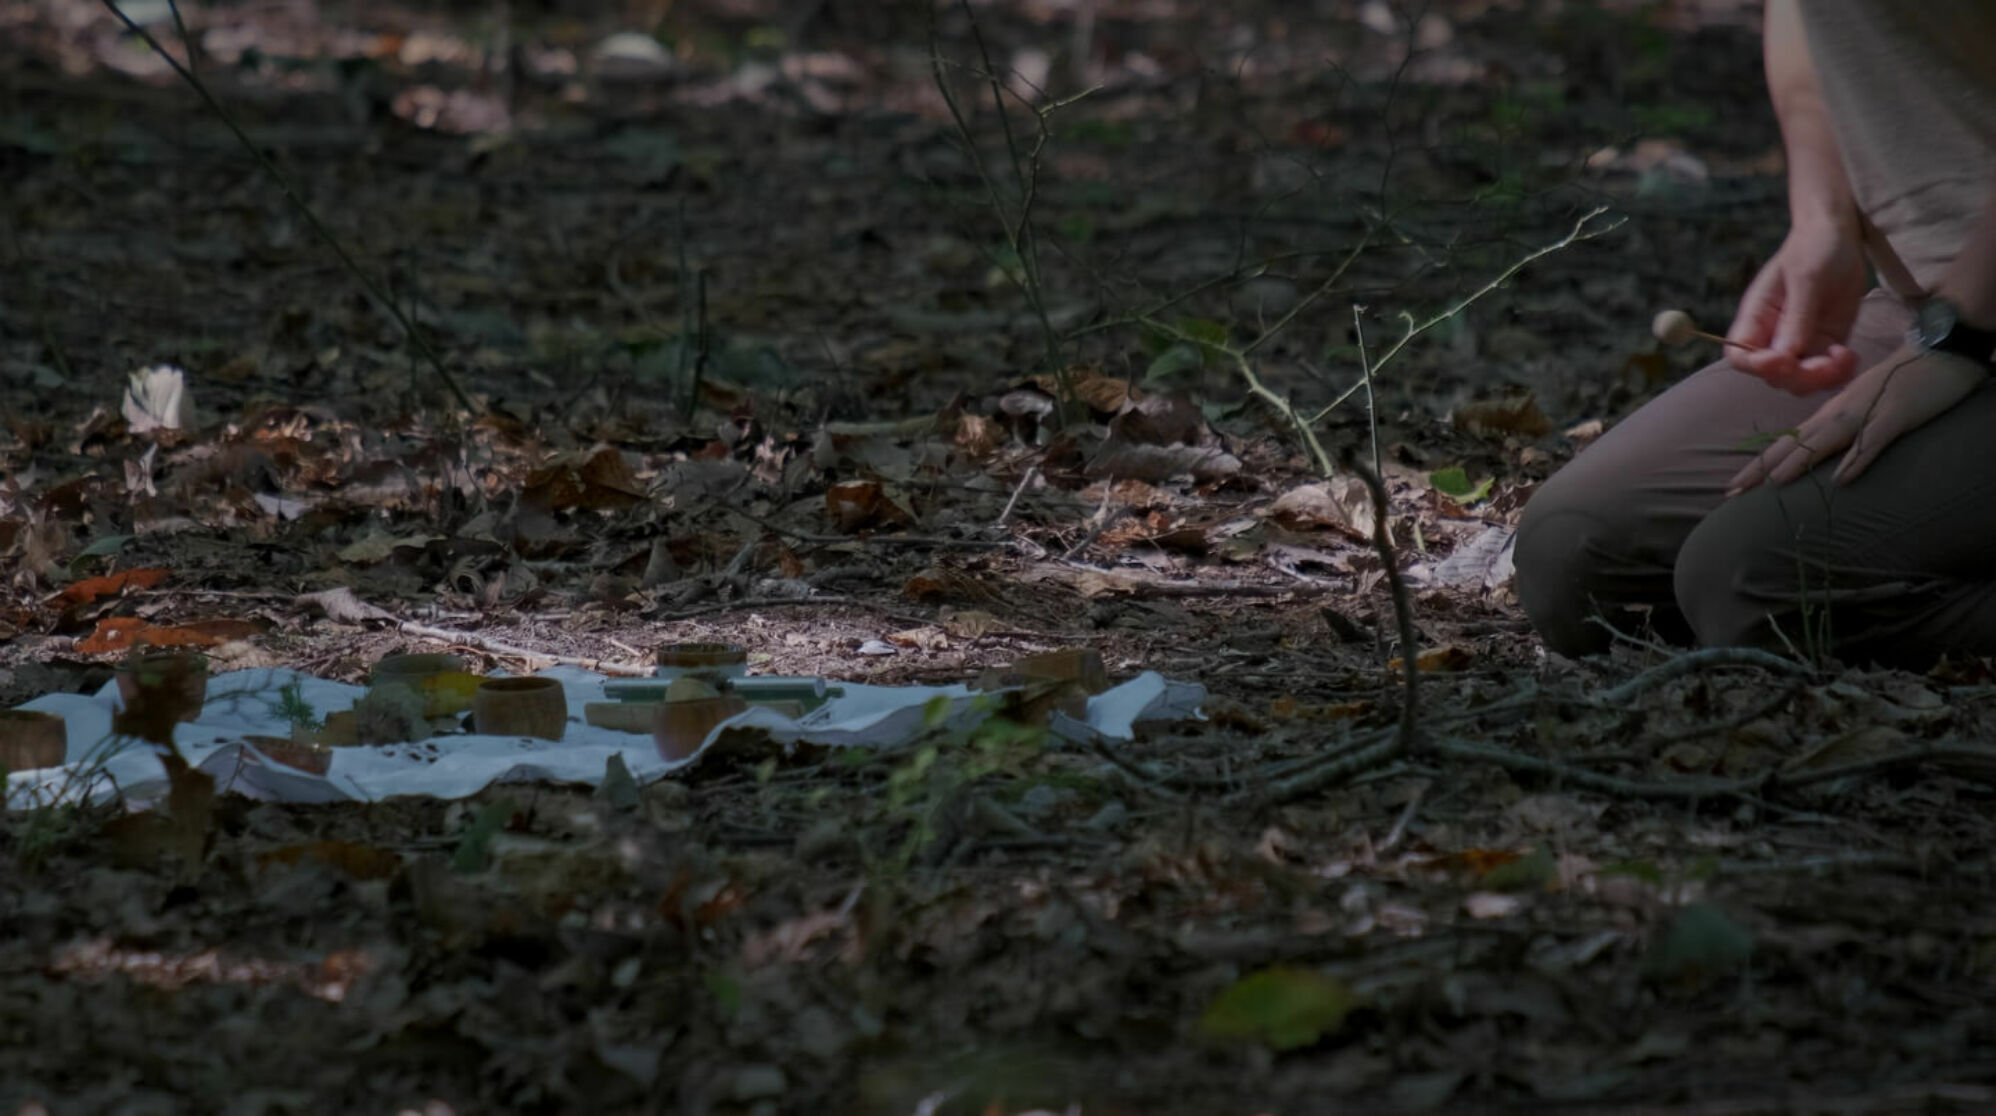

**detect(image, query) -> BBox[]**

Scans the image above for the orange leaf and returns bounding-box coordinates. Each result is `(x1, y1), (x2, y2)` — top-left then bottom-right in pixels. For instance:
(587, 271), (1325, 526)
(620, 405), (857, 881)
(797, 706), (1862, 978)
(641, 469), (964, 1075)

(1387, 645), (1474, 673)
(173, 619), (265, 644)
(77, 618), (262, 655)
(55, 568), (169, 608)
(76, 617), (156, 655)
(826, 480), (888, 532)
(1447, 848), (1523, 875)
(1453, 394), (1552, 439)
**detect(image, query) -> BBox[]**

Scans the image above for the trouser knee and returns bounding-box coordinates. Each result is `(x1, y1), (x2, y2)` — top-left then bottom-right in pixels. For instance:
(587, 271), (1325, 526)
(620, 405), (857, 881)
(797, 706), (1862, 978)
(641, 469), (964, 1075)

(1514, 503), (1615, 658)
(1672, 523), (1770, 649)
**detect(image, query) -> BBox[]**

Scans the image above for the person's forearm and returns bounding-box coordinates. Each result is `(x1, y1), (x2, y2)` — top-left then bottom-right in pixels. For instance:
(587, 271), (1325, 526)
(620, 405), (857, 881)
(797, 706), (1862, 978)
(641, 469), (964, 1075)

(1764, 0), (1857, 235)
(1934, 184), (1996, 328)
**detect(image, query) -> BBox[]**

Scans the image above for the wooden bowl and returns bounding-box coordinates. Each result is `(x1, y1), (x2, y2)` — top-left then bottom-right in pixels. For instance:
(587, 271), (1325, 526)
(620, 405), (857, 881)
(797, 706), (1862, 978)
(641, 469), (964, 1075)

(655, 641), (747, 682)
(473, 676), (568, 741)
(0, 710), (68, 772)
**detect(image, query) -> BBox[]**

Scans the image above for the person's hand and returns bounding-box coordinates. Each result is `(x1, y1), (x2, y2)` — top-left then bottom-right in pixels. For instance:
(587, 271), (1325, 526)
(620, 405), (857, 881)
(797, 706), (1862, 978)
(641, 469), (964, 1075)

(1726, 220), (1869, 394)
(1726, 345), (1987, 495)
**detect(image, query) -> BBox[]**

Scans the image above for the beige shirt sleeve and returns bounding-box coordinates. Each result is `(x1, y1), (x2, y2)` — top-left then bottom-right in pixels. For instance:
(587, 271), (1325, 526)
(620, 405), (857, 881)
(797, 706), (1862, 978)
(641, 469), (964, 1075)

(1797, 1), (1996, 291)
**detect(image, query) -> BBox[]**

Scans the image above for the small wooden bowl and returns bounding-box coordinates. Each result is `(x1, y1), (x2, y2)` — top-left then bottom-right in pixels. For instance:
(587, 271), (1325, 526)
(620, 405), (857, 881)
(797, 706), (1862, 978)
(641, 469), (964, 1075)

(655, 641), (747, 682)
(474, 676), (568, 741)
(114, 651), (209, 723)
(0, 710), (68, 772)
(652, 695), (748, 763)
(243, 734), (332, 776)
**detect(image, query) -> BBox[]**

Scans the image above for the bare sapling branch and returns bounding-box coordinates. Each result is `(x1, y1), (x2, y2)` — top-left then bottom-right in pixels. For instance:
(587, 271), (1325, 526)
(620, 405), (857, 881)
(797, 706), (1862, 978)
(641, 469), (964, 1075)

(1344, 450), (1420, 760)
(930, 0), (1098, 415)
(1309, 206), (1623, 425)
(102, 0), (479, 415)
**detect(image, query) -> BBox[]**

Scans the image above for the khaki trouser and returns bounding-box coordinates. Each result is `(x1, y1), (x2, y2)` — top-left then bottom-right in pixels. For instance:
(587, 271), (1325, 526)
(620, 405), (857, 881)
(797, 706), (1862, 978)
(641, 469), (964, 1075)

(1515, 289), (1996, 669)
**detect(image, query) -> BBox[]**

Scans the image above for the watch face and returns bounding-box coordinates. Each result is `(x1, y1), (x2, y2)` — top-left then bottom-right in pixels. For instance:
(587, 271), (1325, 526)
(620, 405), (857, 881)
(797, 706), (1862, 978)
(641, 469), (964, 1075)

(1916, 299), (1959, 348)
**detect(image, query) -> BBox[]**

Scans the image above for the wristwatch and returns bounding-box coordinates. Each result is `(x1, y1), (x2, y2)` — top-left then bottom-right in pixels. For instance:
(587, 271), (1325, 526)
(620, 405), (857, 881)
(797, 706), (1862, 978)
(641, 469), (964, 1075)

(1909, 297), (1996, 365)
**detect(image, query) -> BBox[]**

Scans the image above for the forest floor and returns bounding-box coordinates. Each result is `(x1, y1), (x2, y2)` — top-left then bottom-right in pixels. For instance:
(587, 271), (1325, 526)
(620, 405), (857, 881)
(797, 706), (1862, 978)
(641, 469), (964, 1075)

(4, 0), (1995, 1113)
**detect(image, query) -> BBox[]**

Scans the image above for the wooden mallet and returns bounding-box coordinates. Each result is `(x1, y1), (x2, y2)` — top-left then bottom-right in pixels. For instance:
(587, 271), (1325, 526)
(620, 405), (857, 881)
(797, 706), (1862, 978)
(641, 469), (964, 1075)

(1652, 309), (1760, 352)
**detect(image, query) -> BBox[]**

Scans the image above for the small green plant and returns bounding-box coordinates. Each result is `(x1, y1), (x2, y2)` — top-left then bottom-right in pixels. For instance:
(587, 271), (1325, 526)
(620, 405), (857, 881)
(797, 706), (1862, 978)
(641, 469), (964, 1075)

(8, 730), (135, 870)
(275, 679), (322, 731)
(451, 796), (515, 873)
(1634, 102), (1715, 136)
(882, 695), (1050, 868)
(1202, 966), (1358, 1051)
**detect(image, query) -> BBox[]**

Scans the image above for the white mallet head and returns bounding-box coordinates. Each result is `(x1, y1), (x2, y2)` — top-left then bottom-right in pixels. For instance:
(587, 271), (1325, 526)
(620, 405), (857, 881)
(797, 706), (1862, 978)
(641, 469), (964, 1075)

(1652, 309), (1699, 346)
(1651, 309), (1759, 352)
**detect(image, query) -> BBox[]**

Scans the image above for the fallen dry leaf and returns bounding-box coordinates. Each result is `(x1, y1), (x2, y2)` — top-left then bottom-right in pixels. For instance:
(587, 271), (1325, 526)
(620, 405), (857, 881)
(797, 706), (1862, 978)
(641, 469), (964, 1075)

(53, 567), (170, 607)
(76, 617), (263, 655)
(1269, 477), (1376, 538)
(1387, 645), (1474, 673)
(904, 565), (986, 603)
(297, 587), (398, 623)
(523, 445), (646, 511)
(1424, 524), (1516, 590)
(256, 841), (403, 881)
(940, 608), (1002, 637)
(1453, 394), (1552, 439)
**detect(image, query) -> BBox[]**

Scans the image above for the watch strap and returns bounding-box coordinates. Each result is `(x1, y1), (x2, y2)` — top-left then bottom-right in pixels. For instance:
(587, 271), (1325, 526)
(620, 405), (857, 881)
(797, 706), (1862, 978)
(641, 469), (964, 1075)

(1936, 320), (1996, 363)
(1915, 298), (1996, 364)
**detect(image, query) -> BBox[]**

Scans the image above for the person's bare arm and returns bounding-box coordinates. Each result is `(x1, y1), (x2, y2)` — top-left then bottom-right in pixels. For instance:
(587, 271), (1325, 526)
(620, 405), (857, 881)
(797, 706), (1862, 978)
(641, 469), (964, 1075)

(1725, 0), (1868, 391)
(1763, 0), (1857, 237)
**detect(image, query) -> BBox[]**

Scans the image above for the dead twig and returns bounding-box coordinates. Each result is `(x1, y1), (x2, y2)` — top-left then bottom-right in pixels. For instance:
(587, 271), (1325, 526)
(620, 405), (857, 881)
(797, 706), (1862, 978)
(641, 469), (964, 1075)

(1426, 732), (1996, 806)
(1345, 451), (1420, 760)
(653, 594), (938, 627)
(994, 465), (1038, 527)
(391, 622), (651, 676)
(1242, 735), (1403, 805)
(1417, 646), (1815, 734)
(1431, 737), (1747, 801)
(1768, 741), (1996, 792)
(1087, 737), (1187, 802)
(1598, 646), (1814, 706)
(1062, 487), (1127, 560)
(1378, 778), (1429, 854)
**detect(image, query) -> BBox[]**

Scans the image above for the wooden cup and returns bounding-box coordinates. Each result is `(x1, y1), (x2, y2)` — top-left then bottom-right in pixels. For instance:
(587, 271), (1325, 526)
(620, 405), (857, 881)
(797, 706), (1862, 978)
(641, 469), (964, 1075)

(369, 653), (469, 718)
(473, 677), (568, 741)
(114, 651), (209, 723)
(652, 695), (748, 763)
(0, 710), (68, 772)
